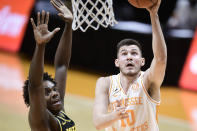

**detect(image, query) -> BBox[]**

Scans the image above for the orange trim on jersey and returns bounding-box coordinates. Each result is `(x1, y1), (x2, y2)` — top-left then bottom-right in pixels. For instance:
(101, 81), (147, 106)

(156, 105), (159, 123)
(141, 79), (160, 105)
(109, 76), (113, 95)
(117, 74), (127, 96)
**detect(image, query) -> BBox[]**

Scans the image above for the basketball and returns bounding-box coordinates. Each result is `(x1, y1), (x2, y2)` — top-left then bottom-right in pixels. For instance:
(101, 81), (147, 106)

(128, 0), (158, 8)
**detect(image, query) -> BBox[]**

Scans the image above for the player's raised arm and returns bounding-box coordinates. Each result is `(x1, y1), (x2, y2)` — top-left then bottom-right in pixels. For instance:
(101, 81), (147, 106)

(93, 77), (129, 130)
(29, 10), (60, 87)
(51, 0), (73, 101)
(143, 0), (167, 100)
(28, 10), (60, 129)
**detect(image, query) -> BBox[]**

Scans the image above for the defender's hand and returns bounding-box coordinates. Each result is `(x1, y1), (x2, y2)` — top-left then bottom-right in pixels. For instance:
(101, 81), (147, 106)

(50, 0), (73, 23)
(146, 0), (161, 15)
(30, 10), (60, 45)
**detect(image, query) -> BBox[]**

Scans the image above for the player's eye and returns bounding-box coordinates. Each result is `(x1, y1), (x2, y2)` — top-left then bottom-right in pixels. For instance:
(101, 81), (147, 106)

(121, 52), (127, 56)
(53, 87), (57, 91)
(132, 52), (137, 55)
(45, 88), (51, 96)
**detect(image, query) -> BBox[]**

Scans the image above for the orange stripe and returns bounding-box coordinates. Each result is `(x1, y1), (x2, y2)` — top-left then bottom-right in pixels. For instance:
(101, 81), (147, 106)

(118, 74), (127, 96)
(141, 79), (160, 105)
(156, 105), (159, 123)
(109, 76), (113, 95)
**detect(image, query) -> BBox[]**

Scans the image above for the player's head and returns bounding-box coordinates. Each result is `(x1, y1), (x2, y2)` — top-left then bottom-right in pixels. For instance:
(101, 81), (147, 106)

(115, 39), (145, 76)
(23, 72), (63, 114)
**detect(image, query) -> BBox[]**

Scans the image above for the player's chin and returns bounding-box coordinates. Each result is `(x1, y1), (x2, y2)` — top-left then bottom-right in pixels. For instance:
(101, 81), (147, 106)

(51, 102), (63, 111)
(125, 70), (137, 76)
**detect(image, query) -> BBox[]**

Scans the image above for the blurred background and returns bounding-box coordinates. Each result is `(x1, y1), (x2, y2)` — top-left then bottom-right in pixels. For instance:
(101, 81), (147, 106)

(0, 0), (197, 130)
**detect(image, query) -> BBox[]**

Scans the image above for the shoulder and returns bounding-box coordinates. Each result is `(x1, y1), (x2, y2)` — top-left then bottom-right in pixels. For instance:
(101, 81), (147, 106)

(97, 76), (110, 84)
(96, 76), (111, 87)
(95, 76), (111, 93)
(28, 109), (60, 131)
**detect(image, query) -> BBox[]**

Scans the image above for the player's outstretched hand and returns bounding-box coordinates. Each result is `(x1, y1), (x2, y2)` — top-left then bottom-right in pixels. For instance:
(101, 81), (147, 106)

(30, 10), (60, 45)
(50, 0), (73, 23)
(146, 0), (161, 14)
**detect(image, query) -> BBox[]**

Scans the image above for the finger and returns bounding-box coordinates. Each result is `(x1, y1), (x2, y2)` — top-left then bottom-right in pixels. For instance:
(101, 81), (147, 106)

(45, 12), (49, 24)
(52, 27), (60, 35)
(116, 108), (126, 113)
(58, 13), (65, 19)
(54, 0), (61, 7)
(116, 100), (121, 107)
(64, 6), (71, 13)
(116, 106), (126, 110)
(50, 0), (61, 12)
(118, 108), (126, 113)
(41, 10), (45, 24)
(37, 12), (40, 25)
(30, 18), (36, 29)
(157, 0), (161, 5)
(49, 27), (60, 38)
(120, 113), (129, 119)
(57, 0), (64, 6)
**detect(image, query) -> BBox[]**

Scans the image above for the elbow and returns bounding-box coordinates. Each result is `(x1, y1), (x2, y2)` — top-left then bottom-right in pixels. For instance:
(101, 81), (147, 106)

(93, 121), (103, 130)
(95, 125), (102, 130)
(93, 116), (104, 130)
(155, 54), (167, 64)
(159, 57), (167, 64)
(55, 55), (71, 68)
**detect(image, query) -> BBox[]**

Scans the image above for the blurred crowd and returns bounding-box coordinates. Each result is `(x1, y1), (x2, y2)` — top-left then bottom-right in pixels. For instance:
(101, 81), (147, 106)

(167, 0), (197, 30)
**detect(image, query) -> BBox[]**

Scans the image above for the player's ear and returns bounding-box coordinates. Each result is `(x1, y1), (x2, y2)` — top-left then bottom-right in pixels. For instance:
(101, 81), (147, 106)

(141, 58), (145, 66)
(115, 59), (119, 68)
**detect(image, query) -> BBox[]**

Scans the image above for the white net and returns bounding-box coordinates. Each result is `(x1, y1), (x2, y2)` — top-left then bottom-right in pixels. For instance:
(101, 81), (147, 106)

(71, 0), (117, 32)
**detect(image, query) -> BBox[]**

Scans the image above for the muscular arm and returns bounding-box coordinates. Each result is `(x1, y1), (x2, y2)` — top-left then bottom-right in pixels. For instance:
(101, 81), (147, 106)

(93, 77), (128, 129)
(51, 0), (73, 102)
(54, 23), (72, 101)
(28, 10), (60, 129)
(144, 0), (167, 100)
(29, 44), (47, 122)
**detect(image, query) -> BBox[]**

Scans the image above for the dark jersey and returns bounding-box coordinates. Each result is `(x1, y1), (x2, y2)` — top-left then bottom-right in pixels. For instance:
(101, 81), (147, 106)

(55, 110), (76, 131)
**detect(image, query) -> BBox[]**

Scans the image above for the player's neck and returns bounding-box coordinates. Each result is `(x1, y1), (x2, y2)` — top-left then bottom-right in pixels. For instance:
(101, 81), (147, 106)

(119, 71), (141, 93)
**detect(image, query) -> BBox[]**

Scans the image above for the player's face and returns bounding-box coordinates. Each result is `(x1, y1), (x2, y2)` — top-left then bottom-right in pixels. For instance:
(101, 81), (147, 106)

(43, 80), (62, 113)
(115, 45), (144, 76)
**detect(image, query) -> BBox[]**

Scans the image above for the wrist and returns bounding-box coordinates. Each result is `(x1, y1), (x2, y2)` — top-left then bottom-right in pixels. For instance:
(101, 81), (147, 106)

(66, 22), (72, 27)
(36, 43), (46, 48)
(65, 22), (72, 31)
(111, 111), (120, 121)
(149, 12), (158, 17)
(149, 12), (159, 20)
(66, 20), (73, 26)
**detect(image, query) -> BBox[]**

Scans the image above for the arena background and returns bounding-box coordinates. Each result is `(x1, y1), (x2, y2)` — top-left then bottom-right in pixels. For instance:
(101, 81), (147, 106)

(0, 0), (197, 130)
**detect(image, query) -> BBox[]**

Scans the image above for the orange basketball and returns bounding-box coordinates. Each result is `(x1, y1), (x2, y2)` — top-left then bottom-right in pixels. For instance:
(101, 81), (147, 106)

(128, 0), (157, 8)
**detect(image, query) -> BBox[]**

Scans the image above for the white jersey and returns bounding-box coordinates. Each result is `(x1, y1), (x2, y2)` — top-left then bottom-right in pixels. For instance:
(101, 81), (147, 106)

(106, 72), (160, 131)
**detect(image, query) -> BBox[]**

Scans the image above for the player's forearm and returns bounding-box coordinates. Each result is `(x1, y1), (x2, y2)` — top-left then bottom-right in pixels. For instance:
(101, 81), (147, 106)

(150, 13), (167, 62)
(29, 44), (45, 87)
(93, 112), (118, 130)
(55, 23), (72, 68)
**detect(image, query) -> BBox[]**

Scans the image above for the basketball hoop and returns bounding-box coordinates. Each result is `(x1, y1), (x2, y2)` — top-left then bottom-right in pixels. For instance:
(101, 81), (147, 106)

(71, 0), (117, 32)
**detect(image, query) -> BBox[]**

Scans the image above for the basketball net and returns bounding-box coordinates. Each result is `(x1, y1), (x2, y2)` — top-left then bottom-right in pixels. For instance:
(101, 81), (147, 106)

(71, 0), (117, 32)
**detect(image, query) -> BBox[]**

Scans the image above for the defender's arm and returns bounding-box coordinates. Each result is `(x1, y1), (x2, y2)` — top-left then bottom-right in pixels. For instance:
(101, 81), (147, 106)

(51, 0), (73, 101)
(28, 10), (60, 129)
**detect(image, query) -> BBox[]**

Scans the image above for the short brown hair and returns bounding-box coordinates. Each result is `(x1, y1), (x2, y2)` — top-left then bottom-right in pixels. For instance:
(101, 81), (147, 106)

(117, 39), (142, 56)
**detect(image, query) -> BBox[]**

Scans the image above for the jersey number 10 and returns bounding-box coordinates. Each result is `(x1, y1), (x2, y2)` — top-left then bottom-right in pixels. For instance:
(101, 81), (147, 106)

(121, 110), (135, 127)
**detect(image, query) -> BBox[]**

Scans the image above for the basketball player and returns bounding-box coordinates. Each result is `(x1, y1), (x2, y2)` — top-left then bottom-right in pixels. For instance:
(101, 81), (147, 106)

(22, 0), (76, 130)
(93, 0), (166, 130)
